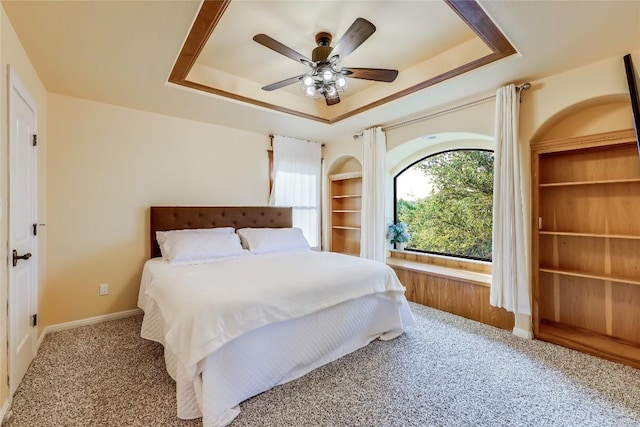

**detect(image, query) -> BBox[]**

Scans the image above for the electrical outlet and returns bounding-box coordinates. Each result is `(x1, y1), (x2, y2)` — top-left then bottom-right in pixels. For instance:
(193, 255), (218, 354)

(99, 283), (109, 296)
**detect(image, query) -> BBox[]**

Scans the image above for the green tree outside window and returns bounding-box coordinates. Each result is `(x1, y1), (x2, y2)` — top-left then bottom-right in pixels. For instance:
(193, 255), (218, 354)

(395, 149), (494, 261)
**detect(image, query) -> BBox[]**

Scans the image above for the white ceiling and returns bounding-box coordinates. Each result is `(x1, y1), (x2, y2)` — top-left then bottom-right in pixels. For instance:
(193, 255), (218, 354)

(191, 0), (484, 120)
(198, 1), (475, 84)
(2, 0), (639, 142)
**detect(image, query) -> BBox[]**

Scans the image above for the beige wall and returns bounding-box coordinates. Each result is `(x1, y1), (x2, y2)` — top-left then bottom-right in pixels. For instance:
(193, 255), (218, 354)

(0, 3), (48, 411)
(44, 94), (270, 328)
(536, 101), (631, 141)
(522, 53), (636, 142)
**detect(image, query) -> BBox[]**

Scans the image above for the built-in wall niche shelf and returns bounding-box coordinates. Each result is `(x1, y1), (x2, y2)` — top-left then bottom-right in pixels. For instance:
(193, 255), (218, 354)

(332, 225), (361, 230)
(330, 171), (362, 256)
(331, 194), (361, 199)
(532, 129), (640, 369)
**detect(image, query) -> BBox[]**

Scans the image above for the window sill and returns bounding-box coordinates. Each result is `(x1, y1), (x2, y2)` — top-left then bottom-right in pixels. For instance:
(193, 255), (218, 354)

(387, 250), (492, 287)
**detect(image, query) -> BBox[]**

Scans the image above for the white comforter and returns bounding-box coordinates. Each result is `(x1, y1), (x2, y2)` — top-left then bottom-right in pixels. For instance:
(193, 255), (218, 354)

(139, 250), (413, 426)
(143, 250), (407, 370)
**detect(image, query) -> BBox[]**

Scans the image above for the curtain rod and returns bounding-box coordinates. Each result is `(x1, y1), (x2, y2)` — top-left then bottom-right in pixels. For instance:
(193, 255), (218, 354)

(353, 82), (531, 139)
(268, 134), (325, 147)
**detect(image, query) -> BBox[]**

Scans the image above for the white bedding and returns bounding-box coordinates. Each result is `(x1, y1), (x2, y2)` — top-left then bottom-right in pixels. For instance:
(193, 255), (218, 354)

(139, 251), (414, 426)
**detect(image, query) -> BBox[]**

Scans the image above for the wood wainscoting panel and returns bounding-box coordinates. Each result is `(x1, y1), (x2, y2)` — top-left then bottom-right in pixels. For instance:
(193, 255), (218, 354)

(484, 298), (518, 331)
(391, 266), (514, 331)
(438, 276), (483, 323)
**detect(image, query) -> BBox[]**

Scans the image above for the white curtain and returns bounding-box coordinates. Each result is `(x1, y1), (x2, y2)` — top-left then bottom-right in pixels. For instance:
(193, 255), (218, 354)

(490, 84), (531, 316)
(360, 127), (387, 262)
(270, 135), (322, 249)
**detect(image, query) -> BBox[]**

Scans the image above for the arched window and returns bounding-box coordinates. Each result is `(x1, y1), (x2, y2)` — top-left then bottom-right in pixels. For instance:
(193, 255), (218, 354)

(394, 149), (494, 261)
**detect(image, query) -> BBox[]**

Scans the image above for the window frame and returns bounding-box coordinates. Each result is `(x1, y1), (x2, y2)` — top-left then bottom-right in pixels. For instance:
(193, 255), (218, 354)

(393, 148), (494, 262)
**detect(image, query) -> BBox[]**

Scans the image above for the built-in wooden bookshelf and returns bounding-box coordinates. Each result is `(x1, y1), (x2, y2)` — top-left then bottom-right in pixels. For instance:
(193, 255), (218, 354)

(330, 171), (362, 256)
(531, 129), (640, 369)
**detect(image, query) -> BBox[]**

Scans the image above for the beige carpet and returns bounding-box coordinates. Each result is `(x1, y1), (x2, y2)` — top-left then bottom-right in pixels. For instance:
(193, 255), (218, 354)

(6, 303), (640, 426)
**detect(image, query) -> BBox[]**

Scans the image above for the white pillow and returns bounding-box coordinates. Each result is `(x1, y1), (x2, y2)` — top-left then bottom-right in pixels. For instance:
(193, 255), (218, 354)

(159, 230), (247, 265)
(237, 227), (311, 254)
(156, 227), (235, 259)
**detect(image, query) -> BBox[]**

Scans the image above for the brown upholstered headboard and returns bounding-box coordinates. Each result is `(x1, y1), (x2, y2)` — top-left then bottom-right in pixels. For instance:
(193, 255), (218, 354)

(149, 206), (293, 259)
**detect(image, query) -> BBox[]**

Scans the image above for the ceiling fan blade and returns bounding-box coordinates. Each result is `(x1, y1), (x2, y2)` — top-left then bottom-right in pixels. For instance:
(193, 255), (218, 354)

(262, 75), (305, 91)
(253, 34), (314, 66)
(325, 94), (340, 106)
(329, 18), (376, 62)
(341, 67), (398, 82)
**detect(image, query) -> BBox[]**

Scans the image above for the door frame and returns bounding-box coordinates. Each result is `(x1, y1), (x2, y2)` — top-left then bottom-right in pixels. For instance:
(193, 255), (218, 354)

(7, 66), (39, 396)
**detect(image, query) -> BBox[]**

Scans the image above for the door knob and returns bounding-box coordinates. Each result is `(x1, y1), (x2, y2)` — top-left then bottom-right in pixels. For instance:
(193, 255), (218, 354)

(12, 250), (32, 267)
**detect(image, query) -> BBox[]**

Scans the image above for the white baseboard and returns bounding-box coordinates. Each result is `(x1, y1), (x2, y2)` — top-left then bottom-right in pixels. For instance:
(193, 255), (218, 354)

(0, 398), (11, 426)
(512, 326), (534, 339)
(37, 308), (143, 349)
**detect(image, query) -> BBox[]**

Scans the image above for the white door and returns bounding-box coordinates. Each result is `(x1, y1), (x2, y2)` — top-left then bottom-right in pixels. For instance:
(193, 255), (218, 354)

(8, 69), (38, 395)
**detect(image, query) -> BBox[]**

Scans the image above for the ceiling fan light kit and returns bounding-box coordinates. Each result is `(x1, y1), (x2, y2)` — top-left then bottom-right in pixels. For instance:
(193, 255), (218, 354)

(253, 18), (398, 106)
(300, 66), (347, 100)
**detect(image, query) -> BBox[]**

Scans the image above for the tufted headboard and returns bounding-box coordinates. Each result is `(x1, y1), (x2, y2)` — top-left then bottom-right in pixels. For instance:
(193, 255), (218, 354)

(149, 206), (293, 259)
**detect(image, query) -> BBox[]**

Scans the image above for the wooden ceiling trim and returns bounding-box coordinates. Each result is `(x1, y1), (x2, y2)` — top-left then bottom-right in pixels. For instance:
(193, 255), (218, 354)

(168, 0), (516, 124)
(327, 52), (507, 124)
(445, 0), (517, 55)
(176, 79), (331, 124)
(169, 0), (231, 82)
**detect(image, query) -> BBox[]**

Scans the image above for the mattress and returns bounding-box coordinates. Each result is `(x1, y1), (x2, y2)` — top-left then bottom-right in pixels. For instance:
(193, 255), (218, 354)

(139, 252), (414, 426)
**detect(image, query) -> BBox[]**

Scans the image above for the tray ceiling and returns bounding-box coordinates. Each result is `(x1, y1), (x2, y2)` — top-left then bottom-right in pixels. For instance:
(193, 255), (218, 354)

(170, 0), (515, 124)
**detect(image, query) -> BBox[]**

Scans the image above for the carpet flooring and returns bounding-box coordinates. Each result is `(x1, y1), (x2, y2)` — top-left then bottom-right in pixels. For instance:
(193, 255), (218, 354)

(5, 303), (640, 427)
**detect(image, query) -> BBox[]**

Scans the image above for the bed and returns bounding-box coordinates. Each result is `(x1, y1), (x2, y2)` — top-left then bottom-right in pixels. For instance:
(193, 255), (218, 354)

(138, 206), (415, 427)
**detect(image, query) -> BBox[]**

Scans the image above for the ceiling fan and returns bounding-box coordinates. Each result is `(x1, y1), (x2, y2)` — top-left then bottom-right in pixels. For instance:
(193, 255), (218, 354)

(253, 18), (398, 106)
